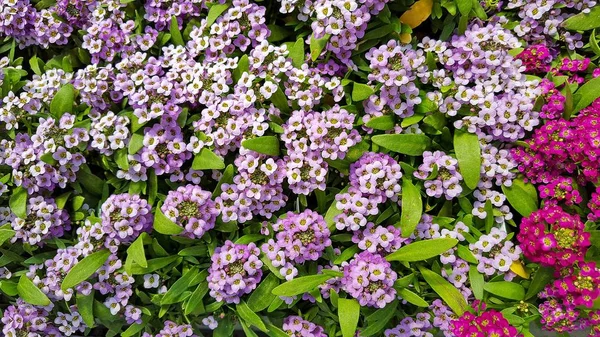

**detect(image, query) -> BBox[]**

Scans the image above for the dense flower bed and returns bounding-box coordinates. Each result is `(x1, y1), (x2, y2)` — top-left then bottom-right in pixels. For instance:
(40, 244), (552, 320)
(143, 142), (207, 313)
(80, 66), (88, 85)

(1, 0), (600, 336)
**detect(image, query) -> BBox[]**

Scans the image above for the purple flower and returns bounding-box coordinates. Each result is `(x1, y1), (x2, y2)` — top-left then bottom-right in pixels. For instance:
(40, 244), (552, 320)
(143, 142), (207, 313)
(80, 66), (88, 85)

(161, 184), (219, 239)
(341, 251), (397, 308)
(101, 193), (153, 243)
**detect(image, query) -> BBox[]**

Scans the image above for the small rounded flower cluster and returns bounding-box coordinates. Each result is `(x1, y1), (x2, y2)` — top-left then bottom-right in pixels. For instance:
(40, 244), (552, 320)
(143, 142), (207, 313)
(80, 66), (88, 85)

(1, 300), (61, 337)
(82, 2), (136, 63)
(144, 0), (202, 31)
(334, 186), (380, 231)
(262, 210), (331, 280)
(515, 44), (553, 74)
(72, 64), (120, 116)
(1, 114), (88, 194)
(414, 151), (463, 200)
(55, 0), (96, 27)
(207, 241), (263, 304)
(384, 313), (434, 337)
(100, 193), (153, 243)
(340, 251), (397, 308)
(161, 184), (219, 238)
(282, 62), (346, 111)
(470, 227), (521, 278)
(53, 307), (86, 336)
(216, 150), (287, 223)
(542, 262), (600, 308)
(349, 152), (402, 202)
(11, 196), (70, 245)
(139, 116), (191, 178)
(142, 321), (196, 337)
(506, 0), (596, 49)
(351, 222), (408, 255)
(518, 203), (590, 269)
(282, 315), (328, 337)
(451, 302), (521, 337)
(420, 20), (541, 141)
(538, 298), (587, 334)
(430, 299), (458, 337)
(363, 41), (427, 124)
(89, 111), (130, 155)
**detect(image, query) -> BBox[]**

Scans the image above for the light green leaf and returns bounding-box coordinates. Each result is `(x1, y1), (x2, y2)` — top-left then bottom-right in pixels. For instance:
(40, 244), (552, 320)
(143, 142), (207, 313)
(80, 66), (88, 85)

(206, 3), (230, 27)
(325, 186), (349, 230)
(128, 133), (144, 155)
(469, 266), (484, 300)
(371, 134), (431, 156)
(62, 249), (111, 291)
(9, 186), (27, 219)
(310, 34), (331, 61)
(454, 129), (481, 189)
(18, 275), (50, 306)
(484, 281), (525, 300)
(365, 115), (395, 130)
(161, 268), (199, 305)
(154, 206), (184, 235)
(126, 234), (147, 272)
(562, 5), (600, 31)
(0, 229), (16, 246)
(237, 301), (268, 332)
(456, 0), (472, 15)
(233, 55), (249, 83)
(248, 273), (279, 312)
(170, 16), (184, 45)
(213, 164), (234, 198)
(242, 136), (280, 156)
(387, 238), (458, 262)
(420, 266), (468, 315)
(290, 37), (305, 68)
(338, 298), (360, 337)
(399, 178), (423, 237)
(77, 291), (95, 327)
(50, 84), (75, 117)
(572, 76), (600, 113)
(272, 274), (334, 297)
(501, 177), (538, 217)
(397, 288), (428, 307)
(352, 82), (375, 101)
(192, 148), (226, 170)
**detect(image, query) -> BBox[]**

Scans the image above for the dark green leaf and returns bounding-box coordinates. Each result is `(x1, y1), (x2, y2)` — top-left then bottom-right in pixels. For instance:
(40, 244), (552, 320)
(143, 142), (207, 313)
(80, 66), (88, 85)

(0, 229), (16, 246)
(399, 178), (423, 237)
(62, 249), (111, 291)
(572, 76), (600, 113)
(18, 275), (50, 306)
(77, 291), (95, 327)
(242, 136), (280, 156)
(420, 266), (468, 315)
(233, 55), (249, 83)
(129, 256), (180, 275)
(454, 129), (481, 189)
(372, 134), (431, 156)
(248, 273), (279, 312)
(360, 301), (397, 337)
(77, 169), (104, 196)
(456, 0), (472, 15)
(161, 268), (199, 305)
(525, 266), (554, 300)
(170, 16), (184, 45)
(387, 238), (458, 262)
(237, 301), (268, 332)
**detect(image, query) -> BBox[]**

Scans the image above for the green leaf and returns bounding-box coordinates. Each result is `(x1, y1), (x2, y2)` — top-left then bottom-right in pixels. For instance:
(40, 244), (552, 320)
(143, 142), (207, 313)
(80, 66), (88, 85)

(126, 234), (147, 272)
(456, 0), (472, 15)
(241, 136), (280, 156)
(184, 282), (208, 315)
(352, 82), (375, 101)
(272, 274), (334, 297)
(387, 238), (458, 262)
(456, 245), (478, 264)
(266, 324), (290, 337)
(562, 5), (600, 31)
(129, 256), (180, 275)
(338, 298), (360, 337)
(469, 265), (484, 300)
(248, 273), (279, 312)
(170, 16), (184, 45)
(572, 76), (600, 113)
(397, 288), (428, 307)
(289, 37), (305, 68)
(77, 169), (104, 196)
(29, 56), (42, 75)
(9, 186), (27, 219)
(50, 84), (75, 117)
(270, 84), (290, 112)
(161, 268), (199, 305)
(501, 177), (538, 217)
(325, 186), (349, 230)
(206, 3), (230, 27)
(115, 148), (130, 171)
(192, 148), (226, 170)
(563, 80), (574, 119)
(310, 34), (330, 61)
(525, 266), (554, 300)
(399, 178), (423, 237)
(371, 134), (431, 156)
(591, 29), (600, 56)
(128, 133), (145, 155)
(77, 291), (95, 327)
(213, 164), (234, 198)
(0, 229), (16, 246)
(420, 266), (469, 315)
(62, 249), (111, 291)
(365, 115), (395, 130)
(122, 315), (151, 337)
(454, 129), (481, 189)
(18, 275), (50, 306)
(484, 281), (525, 300)
(360, 301), (398, 337)
(237, 301), (268, 332)
(240, 320), (260, 337)
(154, 206), (184, 235)
(233, 54), (249, 83)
